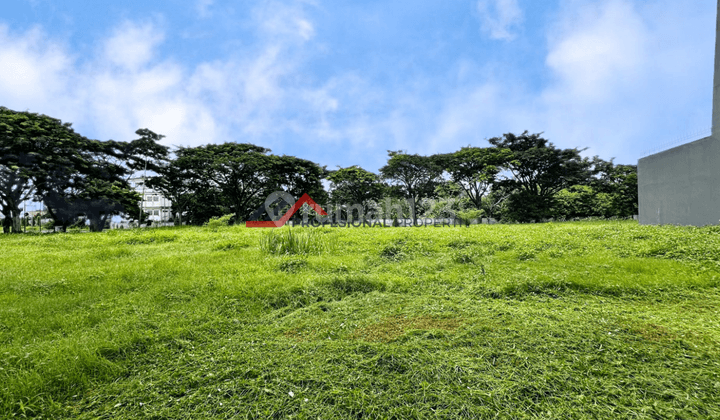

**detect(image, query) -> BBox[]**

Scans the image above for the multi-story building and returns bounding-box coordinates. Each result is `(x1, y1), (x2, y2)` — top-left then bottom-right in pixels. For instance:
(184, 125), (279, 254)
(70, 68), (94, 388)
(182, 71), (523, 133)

(129, 177), (173, 223)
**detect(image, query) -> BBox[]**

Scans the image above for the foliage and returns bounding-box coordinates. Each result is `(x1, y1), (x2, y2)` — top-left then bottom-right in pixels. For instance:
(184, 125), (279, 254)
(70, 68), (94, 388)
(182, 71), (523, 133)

(327, 166), (385, 209)
(0, 108), (168, 232)
(455, 209), (484, 226)
(440, 146), (512, 210)
(272, 155), (328, 207)
(148, 144), (327, 226)
(2, 105), (639, 233)
(380, 151), (443, 224)
(586, 158), (638, 217)
(552, 185), (601, 219)
(377, 197), (411, 220)
(204, 214), (234, 230)
(489, 131), (591, 222)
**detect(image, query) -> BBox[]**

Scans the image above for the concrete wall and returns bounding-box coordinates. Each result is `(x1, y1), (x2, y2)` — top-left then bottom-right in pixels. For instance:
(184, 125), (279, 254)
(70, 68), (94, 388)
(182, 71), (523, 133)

(638, 136), (720, 226)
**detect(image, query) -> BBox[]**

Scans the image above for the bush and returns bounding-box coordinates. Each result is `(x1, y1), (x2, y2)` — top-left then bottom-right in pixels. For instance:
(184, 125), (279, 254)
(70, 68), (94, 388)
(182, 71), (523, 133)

(204, 214), (234, 230)
(456, 209), (483, 226)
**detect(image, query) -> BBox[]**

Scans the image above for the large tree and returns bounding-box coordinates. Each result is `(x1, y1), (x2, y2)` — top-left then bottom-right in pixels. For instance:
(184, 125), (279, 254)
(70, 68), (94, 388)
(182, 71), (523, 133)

(37, 130), (167, 231)
(148, 144), (329, 225)
(380, 151), (443, 224)
(1, 107), (168, 232)
(272, 155), (328, 205)
(166, 143), (275, 223)
(440, 146), (512, 211)
(327, 166), (385, 208)
(0, 107), (75, 232)
(587, 157), (638, 217)
(489, 131), (590, 222)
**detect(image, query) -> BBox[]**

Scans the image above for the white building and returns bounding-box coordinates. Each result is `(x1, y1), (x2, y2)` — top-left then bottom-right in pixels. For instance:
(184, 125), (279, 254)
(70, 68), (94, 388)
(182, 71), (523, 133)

(129, 177), (173, 223)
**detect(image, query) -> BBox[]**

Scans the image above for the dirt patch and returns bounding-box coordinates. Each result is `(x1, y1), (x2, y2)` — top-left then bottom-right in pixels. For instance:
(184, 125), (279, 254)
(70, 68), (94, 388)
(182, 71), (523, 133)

(630, 323), (676, 342)
(350, 315), (462, 343)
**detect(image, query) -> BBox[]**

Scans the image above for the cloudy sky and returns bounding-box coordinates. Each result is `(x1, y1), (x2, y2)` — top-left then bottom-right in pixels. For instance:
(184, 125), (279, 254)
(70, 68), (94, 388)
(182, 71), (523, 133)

(0, 0), (715, 171)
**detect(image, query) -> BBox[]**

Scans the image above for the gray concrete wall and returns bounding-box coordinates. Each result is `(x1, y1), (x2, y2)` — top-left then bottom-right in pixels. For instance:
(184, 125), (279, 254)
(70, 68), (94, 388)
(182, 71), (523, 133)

(638, 136), (720, 226)
(713, 0), (720, 137)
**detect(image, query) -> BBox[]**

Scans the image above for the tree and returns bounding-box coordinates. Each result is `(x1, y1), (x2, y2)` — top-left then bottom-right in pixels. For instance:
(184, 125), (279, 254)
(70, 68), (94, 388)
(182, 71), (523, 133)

(552, 185), (603, 219)
(327, 166), (385, 208)
(0, 107), (68, 232)
(489, 131), (590, 222)
(587, 158), (638, 217)
(148, 144), (328, 225)
(1, 107), (169, 232)
(440, 147), (512, 211)
(151, 143), (275, 224)
(272, 155), (328, 205)
(145, 161), (197, 226)
(380, 151), (443, 224)
(36, 129), (167, 231)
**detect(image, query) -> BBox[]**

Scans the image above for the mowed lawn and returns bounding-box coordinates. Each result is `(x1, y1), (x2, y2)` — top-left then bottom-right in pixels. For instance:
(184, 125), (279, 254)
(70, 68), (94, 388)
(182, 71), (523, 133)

(0, 221), (719, 419)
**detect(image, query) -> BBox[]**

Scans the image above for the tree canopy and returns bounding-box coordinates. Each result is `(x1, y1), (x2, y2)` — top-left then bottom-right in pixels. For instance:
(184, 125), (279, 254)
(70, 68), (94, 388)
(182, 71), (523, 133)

(2, 106), (639, 231)
(327, 166), (385, 208)
(489, 131), (591, 221)
(1, 107), (168, 232)
(380, 151), (444, 224)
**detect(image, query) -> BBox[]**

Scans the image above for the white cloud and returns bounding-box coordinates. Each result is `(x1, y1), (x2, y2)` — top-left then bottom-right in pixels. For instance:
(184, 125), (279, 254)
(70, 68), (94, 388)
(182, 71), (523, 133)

(103, 21), (165, 70)
(476, 0), (523, 41)
(430, 0), (714, 163)
(254, 1), (316, 42)
(0, 1), (334, 151)
(0, 0), (713, 169)
(538, 0), (713, 160)
(0, 25), (72, 113)
(544, 0), (649, 103)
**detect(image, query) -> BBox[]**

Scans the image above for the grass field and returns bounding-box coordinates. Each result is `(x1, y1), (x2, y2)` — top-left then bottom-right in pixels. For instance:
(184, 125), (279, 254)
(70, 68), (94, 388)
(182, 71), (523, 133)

(1, 221), (719, 419)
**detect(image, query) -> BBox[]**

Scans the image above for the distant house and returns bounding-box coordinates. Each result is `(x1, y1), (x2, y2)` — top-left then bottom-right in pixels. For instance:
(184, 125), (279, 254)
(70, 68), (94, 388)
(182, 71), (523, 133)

(129, 177), (173, 224)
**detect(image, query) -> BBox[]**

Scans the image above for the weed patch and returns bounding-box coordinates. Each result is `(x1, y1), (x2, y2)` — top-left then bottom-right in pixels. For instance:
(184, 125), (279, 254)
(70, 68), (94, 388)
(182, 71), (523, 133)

(380, 243), (406, 261)
(260, 228), (332, 255)
(277, 257), (308, 273)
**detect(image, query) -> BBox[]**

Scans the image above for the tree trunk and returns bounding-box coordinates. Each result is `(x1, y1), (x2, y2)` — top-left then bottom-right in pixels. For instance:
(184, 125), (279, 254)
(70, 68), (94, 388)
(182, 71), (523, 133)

(12, 215), (21, 233)
(409, 198), (418, 226)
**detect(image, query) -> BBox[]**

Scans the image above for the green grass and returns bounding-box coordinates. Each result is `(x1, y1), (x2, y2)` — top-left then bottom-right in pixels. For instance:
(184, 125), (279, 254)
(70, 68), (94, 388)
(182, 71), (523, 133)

(0, 221), (719, 419)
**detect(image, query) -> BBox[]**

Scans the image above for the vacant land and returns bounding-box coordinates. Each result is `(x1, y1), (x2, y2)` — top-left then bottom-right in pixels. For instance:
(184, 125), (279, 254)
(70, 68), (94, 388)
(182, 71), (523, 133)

(1, 221), (719, 419)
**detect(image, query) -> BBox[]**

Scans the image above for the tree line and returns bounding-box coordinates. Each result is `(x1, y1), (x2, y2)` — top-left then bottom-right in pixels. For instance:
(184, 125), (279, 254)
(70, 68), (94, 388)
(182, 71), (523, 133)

(0, 107), (637, 233)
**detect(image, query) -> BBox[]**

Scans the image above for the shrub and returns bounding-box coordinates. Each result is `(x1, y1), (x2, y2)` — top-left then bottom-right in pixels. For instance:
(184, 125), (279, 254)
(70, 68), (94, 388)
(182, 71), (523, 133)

(456, 209), (483, 227)
(205, 214), (234, 230)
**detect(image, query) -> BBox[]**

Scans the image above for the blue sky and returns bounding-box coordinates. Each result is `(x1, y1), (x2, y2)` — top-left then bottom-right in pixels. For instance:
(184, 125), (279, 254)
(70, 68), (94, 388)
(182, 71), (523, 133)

(0, 0), (715, 172)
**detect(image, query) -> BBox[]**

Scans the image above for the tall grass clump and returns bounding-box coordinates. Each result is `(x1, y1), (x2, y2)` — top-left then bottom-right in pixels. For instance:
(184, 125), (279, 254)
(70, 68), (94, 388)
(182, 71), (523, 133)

(204, 214), (234, 230)
(259, 227), (332, 255)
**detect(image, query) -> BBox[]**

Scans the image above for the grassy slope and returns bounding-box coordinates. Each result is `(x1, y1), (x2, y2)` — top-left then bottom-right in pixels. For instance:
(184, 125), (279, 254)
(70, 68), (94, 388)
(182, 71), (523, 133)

(0, 221), (719, 419)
